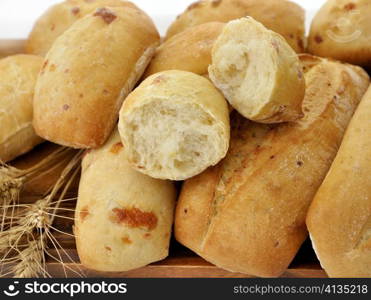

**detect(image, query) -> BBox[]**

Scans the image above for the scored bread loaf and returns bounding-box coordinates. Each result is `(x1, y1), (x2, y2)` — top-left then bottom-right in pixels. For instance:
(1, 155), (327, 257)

(0, 55), (44, 162)
(118, 70), (230, 181)
(165, 0), (305, 53)
(75, 130), (176, 272)
(308, 0), (371, 67)
(26, 0), (139, 57)
(175, 55), (369, 277)
(144, 22), (225, 78)
(307, 85), (371, 278)
(33, 6), (160, 149)
(209, 17), (305, 123)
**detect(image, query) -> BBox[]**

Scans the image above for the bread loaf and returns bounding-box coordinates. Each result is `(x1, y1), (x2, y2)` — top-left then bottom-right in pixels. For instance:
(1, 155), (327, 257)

(166, 0), (305, 53)
(209, 17), (305, 123)
(307, 85), (371, 278)
(26, 0), (139, 57)
(308, 0), (371, 67)
(0, 55), (44, 162)
(175, 55), (369, 277)
(144, 22), (225, 78)
(33, 6), (160, 149)
(118, 70), (230, 181)
(75, 130), (176, 272)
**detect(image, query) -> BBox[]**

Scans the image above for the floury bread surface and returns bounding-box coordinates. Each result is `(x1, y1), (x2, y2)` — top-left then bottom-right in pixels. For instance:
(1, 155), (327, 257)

(119, 70), (230, 181)
(33, 6), (160, 149)
(75, 130), (176, 272)
(307, 85), (371, 278)
(209, 17), (305, 123)
(0, 55), (44, 162)
(175, 55), (370, 277)
(165, 0), (306, 53)
(144, 22), (225, 77)
(26, 0), (139, 57)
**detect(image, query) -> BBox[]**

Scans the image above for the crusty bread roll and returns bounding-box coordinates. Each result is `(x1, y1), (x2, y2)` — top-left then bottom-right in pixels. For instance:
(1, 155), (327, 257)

(33, 6), (160, 149)
(26, 0), (139, 57)
(144, 22), (225, 78)
(0, 55), (44, 162)
(175, 55), (369, 277)
(75, 130), (176, 272)
(308, 0), (371, 67)
(209, 17), (305, 123)
(118, 70), (230, 181)
(166, 0), (305, 53)
(307, 85), (371, 278)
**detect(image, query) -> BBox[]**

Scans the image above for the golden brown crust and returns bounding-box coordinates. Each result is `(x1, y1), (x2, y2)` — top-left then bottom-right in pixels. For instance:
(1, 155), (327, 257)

(166, 0), (306, 53)
(33, 6), (160, 148)
(175, 56), (370, 277)
(75, 130), (176, 272)
(308, 0), (371, 67)
(144, 22), (225, 77)
(26, 0), (139, 57)
(307, 85), (371, 278)
(0, 55), (44, 162)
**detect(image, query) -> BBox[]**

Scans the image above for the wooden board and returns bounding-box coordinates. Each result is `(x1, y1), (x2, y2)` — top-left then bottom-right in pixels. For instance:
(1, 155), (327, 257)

(1, 40), (328, 278)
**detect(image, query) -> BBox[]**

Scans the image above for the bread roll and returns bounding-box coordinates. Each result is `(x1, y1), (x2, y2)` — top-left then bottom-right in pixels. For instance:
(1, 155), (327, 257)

(0, 55), (44, 162)
(209, 17), (305, 123)
(144, 22), (225, 78)
(33, 6), (160, 149)
(166, 0), (305, 53)
(175, 55), (369, 277)
(307, 85), (371, 278)
(75, 130), (176, 272)
(308, 0), (371, 67)
(118, 70), (230, 181)
(26, 0), (139, 57)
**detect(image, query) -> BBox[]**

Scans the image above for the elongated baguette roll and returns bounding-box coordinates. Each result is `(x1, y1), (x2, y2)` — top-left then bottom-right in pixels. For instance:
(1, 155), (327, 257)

(26, 0), (139, 57)
(166, 0), (305, 53)
(307, 86), (371, 278)
(119, 70), (230, 181)
(75, 130), (176, 272)
(308, 0), (371, 67)
(144, 22), (225, 78)
(33, 6), (160, 149)
(209, 17), (305, 123)
(175, 55), (369, 277)
(0, 55), (44, 162)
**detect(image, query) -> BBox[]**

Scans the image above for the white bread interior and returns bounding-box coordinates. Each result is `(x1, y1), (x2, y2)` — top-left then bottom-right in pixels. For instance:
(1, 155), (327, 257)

(119, 70), (230, 181)
(209, 17), (305, 123)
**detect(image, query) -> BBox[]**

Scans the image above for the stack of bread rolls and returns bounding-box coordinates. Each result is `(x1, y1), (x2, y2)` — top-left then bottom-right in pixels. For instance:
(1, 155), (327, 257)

(1, 0), (370, 277)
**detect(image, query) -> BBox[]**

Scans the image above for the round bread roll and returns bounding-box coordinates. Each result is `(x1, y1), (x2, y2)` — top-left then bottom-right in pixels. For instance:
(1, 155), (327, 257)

(165, 0), (305, 53)
(308, 0), (371, 67)
(0, 55), (44, 162)
(33, 6), (160, 149)
(76, 130), (176, 272)
(118, 70), (230, 181)
(26, 0), (138, 57)
(144, 22), (225, 78)
(209, 17), (305, 123)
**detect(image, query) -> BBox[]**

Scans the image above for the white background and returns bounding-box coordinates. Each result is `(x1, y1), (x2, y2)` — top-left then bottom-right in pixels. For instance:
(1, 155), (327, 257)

(0, 0), (326, 38)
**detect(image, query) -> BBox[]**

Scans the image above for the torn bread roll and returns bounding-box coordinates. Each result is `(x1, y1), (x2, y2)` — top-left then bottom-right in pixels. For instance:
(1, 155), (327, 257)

(175, 55), (369, 277)
(33, 6), (160, 149)
(0, 55), (44, 162)
(209, 17), (305, 123)
(307, 85), (371, 278)
(308, 0), (371, 67)
(26, 0), (139, 57)
(118, 70), (230, 181)
(75, 130), (176, 272)
(166, 0), (305, 53)
(144, 22), (225, 78)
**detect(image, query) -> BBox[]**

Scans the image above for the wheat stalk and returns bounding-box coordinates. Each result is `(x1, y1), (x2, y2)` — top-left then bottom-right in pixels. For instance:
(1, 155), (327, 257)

(0, 149), (84, 278)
